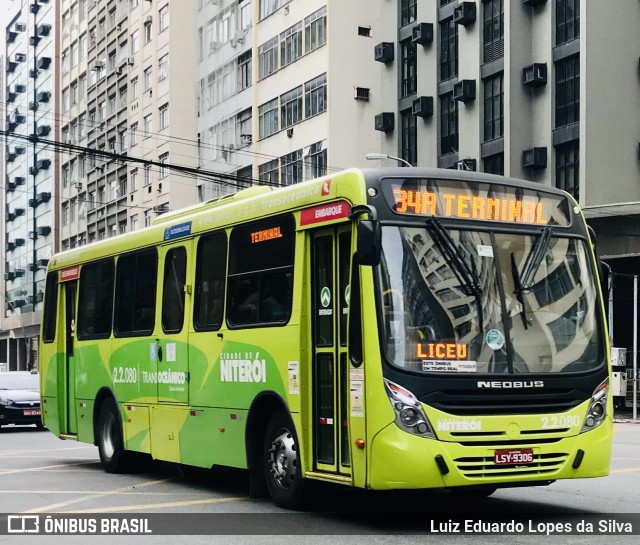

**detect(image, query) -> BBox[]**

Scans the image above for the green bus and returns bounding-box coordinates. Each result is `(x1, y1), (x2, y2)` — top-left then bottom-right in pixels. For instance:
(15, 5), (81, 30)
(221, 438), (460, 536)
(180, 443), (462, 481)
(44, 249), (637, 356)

(40, 168), (612, 509)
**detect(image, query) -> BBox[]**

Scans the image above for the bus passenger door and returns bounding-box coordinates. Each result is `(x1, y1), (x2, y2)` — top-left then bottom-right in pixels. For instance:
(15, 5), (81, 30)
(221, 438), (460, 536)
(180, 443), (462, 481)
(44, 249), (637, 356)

(60, 279), (78, 435)
(157, 242), (191, 404)
(311, 227), (352, 476)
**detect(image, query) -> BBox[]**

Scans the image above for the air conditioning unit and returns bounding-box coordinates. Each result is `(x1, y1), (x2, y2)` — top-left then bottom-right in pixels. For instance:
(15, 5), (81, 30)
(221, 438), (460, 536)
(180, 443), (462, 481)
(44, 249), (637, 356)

(37, 258), (50, 267)
(7, 92), (17, 103)
(37, 125), (51, 137)
(127, 56), (135, 65)
(15, 146), (26, 155)
(374, 42), (394, 64)
(6, 242), (16, 252)
(7, 182), (17, 192)
(354, 87), (370, 101)
(15, 84), (26, 93)
(14, 269), (25, 278)
(15, 176), (26, 186)
(522, 63), (547, 87)
(37, 24), (52, 37)
(37, 226), (52, 236)
(29, 68), (39, 79)
(36, 158), (51, 170)
(411, 23), (433, 46)
(209, 41), (222, 52)
(374, 112), (395, 133)
(7, 153), (17, 163)
(15, 22), (27, 32)
(230, 37), (238, 48)
(453, 2), (477, 26)
(14, 207), (26, 217)
(456, 159), (477, 171)
(37, 56), (52, 70)
(145, 16), (153, 24)
(30, 3), (40, 14)
(37, 192), (51, 204)
(29, 166), (39, 176)
(29, 101), (39, 111)
(412, 96), (433, 118)
(522, 147), (547, 169)
(453, 79), (476, 103)
(4, 272), (15, 282)
(37, 91), (51, 103)
(286, 128), (294, 138)
(14, 238), (26, 247)
(15, 53), (27, 62)
(30, 35), (41, 47)
(15, 114), (27, 124)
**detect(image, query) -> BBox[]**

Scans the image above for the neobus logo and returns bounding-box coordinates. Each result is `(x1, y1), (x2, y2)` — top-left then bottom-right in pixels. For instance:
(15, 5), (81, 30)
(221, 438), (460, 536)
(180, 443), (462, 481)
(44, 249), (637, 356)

(477, 380), (545, 389)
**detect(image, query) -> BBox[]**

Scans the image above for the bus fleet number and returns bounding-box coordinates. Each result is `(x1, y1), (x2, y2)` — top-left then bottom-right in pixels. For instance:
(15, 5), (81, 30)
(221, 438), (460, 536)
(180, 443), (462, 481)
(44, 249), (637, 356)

(112, 366), (137, 385)
(541, 415), (580, 429)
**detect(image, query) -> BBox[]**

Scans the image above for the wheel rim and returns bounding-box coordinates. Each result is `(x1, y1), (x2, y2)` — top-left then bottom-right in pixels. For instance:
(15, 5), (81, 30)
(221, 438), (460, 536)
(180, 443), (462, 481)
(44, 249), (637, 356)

(101, 411), (116, 460)
(268, 428), (297, 491)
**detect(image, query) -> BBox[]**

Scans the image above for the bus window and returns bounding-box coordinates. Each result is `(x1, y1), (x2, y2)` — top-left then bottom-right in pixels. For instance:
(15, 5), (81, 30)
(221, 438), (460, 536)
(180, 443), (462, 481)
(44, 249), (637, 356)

(162, 247), (187, 334)
(227, 214), (295, 327)
(114, 250), (158, 336)
(194, 232), (227, 331)
(42, 272), (59, 343)
(77, 259), (114, 340)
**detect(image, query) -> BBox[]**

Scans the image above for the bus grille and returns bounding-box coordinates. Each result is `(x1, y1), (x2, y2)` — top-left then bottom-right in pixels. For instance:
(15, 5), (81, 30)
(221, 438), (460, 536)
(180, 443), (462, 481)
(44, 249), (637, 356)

(454, 452), (569, 479)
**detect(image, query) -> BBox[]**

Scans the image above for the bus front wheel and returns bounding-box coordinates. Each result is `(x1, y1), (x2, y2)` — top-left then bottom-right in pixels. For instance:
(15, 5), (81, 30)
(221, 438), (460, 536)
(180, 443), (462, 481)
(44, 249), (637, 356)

(97, 397), (131, 473)
(263, 411), (307, 510)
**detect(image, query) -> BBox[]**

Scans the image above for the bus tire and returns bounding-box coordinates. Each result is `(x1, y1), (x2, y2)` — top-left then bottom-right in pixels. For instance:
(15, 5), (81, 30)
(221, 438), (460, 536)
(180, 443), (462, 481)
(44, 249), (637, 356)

(263, 411), (307, 510)
(97, 397), (131, 473)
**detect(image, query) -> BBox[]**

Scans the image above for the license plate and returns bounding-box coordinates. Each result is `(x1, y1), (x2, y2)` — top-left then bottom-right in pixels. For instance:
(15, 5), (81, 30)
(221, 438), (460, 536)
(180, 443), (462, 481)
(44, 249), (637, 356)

(494, 448), (534, 466)
(23, 409), (41, 417)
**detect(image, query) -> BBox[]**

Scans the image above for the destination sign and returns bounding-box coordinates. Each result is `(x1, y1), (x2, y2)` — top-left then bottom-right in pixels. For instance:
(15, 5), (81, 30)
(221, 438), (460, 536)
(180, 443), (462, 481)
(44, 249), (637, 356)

(382, 178), (570, 226)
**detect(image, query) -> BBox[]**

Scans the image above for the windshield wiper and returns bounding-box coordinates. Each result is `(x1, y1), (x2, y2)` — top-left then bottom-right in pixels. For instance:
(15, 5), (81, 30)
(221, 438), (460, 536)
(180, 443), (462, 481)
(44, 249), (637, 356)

(511, 253), (529, 330)
(426, 217), (484, 333)
(520, 226), (553, 290)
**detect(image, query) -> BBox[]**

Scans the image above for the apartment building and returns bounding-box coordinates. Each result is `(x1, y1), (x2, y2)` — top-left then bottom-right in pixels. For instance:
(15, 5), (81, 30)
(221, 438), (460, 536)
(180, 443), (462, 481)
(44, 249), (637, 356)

(1, 0), (56, 371)
(57, 0), (197, 249)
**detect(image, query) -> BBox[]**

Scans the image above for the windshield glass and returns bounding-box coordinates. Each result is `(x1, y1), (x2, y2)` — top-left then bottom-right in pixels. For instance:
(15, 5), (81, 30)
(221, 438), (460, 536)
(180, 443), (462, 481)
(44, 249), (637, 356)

(377, 225), (604, 375)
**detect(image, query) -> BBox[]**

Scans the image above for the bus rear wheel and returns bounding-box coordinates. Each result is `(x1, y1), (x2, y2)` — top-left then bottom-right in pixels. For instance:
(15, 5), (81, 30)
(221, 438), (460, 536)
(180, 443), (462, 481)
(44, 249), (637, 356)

(263, 411), (307, 510)
(97, 397), (132, 473)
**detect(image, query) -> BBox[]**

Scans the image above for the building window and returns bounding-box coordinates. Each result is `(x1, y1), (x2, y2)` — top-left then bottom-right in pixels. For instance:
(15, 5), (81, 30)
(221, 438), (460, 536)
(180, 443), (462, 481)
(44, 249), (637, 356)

(555, 54), (579, 128)
(131, 168), (138, 191)
(439, 18), (458, 81)
(239, 0), (251, 30)
(236, 108), (252, 148)
(131, 76), (139, 99)
(258, 36), (278, 80)
(304, 74), (327, 118)
(483, 153), (504, 175)
(401, 109), (417, 166)
(131, 122), (138, 146)
(131, 30), (139, 53)
(556, 140), (579, 200)
(259, 0), (278, 20)
(159, 103), (169, 130)
(258, 98), (279, 139)
(237, 51), (252, 91)
(159, 152), (169, 178)
(144, 67), (152, 90)
(259, 159), (279, 185)
(483, 73), (503, 141)
(280, 22), (302, 67)
(144, 163), (151, 186)
(158, 54), (168, 80)
(556, 0), (579, 46)
(159, 4), (169, 32)
(280, 86), (303, 129)
(144, 114), (152, 137)
(131, 215), (138, 231)
(401, 39), (417, 98)
(305, 6), (326, 54)
(144, 18), (152, 43)
(401, 0), (417, 27)
(440, 92), (458, 155)
(281, 149), (303, 186)
(305, 141), (327, 179)
(483, 0), (504, 63)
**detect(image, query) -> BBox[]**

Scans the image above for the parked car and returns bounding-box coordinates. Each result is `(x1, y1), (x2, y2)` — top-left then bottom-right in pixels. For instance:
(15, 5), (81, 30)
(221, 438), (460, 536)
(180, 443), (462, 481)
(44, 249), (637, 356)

(0, 371), (43, 429)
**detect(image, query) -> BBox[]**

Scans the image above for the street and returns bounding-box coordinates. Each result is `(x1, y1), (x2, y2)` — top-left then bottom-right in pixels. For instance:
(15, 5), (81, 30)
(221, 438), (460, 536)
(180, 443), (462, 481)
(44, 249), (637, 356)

(0, 422), (639, 544)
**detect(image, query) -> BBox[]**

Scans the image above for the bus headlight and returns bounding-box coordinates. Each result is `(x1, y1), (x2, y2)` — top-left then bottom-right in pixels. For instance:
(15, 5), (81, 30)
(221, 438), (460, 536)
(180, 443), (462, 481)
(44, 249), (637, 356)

(384, 378), (435, 439)
(581, 378), (608, 433)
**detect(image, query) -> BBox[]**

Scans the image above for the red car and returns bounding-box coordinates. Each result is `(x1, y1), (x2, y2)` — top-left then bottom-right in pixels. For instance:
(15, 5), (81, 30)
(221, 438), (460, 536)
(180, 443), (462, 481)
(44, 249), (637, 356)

(0, 371), (44, 429)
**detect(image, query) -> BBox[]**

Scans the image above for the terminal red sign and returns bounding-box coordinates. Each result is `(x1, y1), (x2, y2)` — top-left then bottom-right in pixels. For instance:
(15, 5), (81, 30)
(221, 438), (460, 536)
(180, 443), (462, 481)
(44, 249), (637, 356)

(60, 266), (79, 282)
(300, 200), (351, 226)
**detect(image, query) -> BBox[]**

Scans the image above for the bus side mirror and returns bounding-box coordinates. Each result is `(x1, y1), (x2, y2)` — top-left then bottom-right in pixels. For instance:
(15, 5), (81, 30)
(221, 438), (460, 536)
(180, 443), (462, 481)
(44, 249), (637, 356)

(356, 219), (381, 266)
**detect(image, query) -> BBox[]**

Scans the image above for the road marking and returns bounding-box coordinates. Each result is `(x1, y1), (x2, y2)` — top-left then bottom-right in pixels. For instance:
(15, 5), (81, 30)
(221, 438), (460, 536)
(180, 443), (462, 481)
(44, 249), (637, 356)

(0, 445), (95, 456)
(610, 467), (640, 474)
(67, 496), (245, 513)
(24, 478), (176, 514)
(0, 461), (96, 476)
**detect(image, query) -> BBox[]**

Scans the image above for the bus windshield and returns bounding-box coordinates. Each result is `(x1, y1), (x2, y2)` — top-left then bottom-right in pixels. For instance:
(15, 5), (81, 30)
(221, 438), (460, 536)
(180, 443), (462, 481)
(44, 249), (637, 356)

(377, 224), (604, 375)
